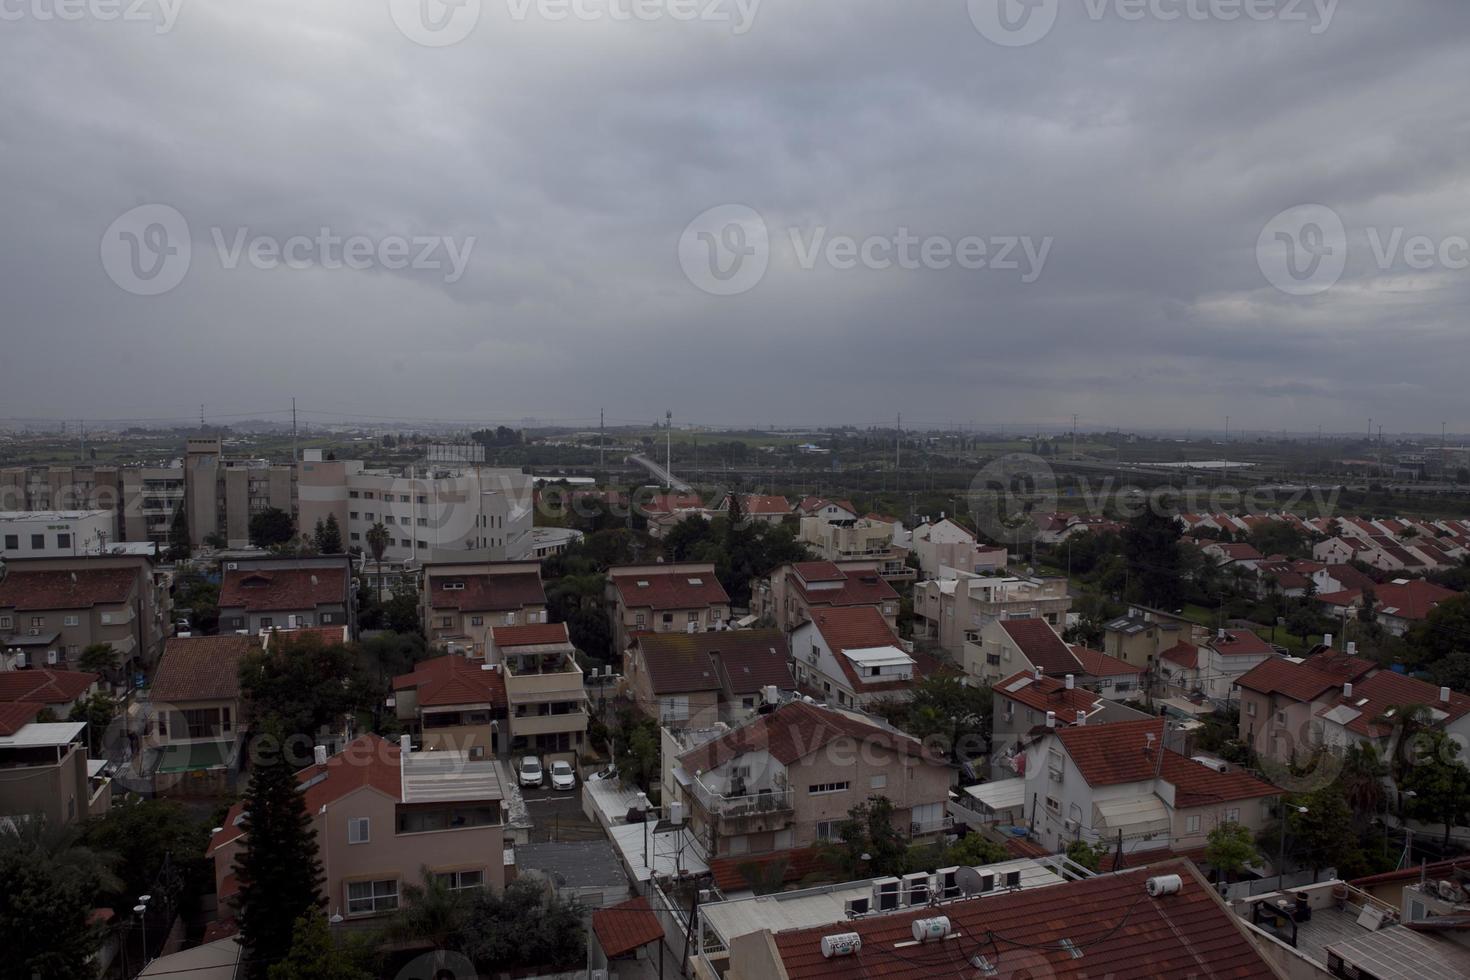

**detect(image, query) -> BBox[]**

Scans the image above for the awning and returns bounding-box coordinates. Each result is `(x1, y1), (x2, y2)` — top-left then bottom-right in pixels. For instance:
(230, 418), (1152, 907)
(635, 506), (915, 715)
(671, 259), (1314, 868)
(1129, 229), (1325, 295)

(963, 779), (1026, 813)
(1094, 795), (1170, 835)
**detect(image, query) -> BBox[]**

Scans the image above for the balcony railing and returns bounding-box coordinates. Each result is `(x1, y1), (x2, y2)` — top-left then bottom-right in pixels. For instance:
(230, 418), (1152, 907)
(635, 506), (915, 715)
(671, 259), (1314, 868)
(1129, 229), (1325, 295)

(689, 776), (794, 818)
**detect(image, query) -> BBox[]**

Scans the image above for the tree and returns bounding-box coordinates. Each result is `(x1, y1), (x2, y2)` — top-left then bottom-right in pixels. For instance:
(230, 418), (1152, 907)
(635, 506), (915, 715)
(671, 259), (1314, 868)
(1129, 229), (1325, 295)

(269, 915), (374, 980)
(167, 505), (191, 562)
(1204, 822), (1259, 882)
(0, 821), (117, 980)
(313, 514), (343, 555)
(386, 868), (473, 955)
(1430, 652), (1470, 692)
(458, 879), (584, 972)
(1065, 838), (1111, 873)
(234, 723), (325, 980)
(1288, 787), (1358, 877)
(68, 693), (116, 756)
(1400, 729), (1470, 850)
(1122, 506), (1184, 610)
(1406, 593), (1470, 668)
(78, 643), (118, 679)
(240, 634), (360, 743)
(364, 522), (390, 602)
(173, 568), (220, 635)
(946, 833), (1010, 868)
(612, 709), (660, 793)
(904, 674), (991, 763)
(81, 799), (209, 914)
(1335, 743), (1389, 827)
(250, 507), (296, 549)
(821, 798), (908, 878)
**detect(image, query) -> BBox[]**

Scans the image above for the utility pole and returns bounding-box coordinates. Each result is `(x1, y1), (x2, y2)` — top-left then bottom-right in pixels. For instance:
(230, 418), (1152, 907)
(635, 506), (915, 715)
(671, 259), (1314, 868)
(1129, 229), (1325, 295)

(1224, 415), (1230, 484)
(200, 404), (205, 429)
(291, 397), (298, 465)
(1071, 413), (1079, 460)
(665, 410), (672, 491)
(599, 408), (605, 480)
(895, 412), (901, 491)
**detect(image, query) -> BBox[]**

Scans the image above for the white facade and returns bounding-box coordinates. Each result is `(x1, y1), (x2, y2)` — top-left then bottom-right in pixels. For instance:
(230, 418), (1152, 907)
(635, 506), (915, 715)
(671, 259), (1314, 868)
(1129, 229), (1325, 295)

(0, 511), (115, 559)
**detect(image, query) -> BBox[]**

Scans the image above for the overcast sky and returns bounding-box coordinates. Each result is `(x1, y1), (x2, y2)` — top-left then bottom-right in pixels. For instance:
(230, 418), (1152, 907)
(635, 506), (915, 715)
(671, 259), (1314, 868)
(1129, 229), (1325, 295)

(2, 1), (1468, 436)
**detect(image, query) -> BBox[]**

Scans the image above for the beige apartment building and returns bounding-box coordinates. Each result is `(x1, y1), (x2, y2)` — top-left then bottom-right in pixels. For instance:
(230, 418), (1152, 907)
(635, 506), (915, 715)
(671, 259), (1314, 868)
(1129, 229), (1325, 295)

(0, 702), (111, 826)
(750, 560), (899, 633)
(913, 571), (1071, 659)
(1100, 604), (1199, 670)
(0, 463), (126, 525)
(624, 629), (793, 729)
(393, 654), (507, 757)
(0, 554), (168, 679)
(208, 734), (507, 928)
(797, 516), (912, 584)
(423, 561), (548, 657)
(491, 622), (588, 760)
(667, 701), (953, 860)
(297, 452), (534, 567)
(607, 563), (731, 653)
(217, 555), (354, 636)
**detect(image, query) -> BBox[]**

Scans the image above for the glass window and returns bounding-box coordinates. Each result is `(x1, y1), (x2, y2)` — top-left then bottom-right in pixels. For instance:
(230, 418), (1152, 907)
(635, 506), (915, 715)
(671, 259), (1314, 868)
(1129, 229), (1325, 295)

(56, 533), (71, 548)
(434, 869), (484, 891)
(348, 817), (370, 844)
(346, 878), (398, 914)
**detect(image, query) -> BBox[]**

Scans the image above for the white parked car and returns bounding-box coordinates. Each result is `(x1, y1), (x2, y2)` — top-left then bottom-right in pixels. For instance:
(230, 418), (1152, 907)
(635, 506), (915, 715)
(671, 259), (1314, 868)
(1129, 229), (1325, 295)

(550, 761), (577, 791)
(518, 755), (544, 788)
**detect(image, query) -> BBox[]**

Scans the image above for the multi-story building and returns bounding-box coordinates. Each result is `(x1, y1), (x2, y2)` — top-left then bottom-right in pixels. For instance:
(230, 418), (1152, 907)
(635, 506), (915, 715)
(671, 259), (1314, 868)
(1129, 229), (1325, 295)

(119, 466), (187, 546)
(962, 617), (1089, 688)
(182, 438), (296, 549)
(297, 451), (533, 566)
(1157, 628), (1277, 703)
(989, 668), (1152, 778)
(623, 629), (793, 729)
(392, 654), (506, 757)
(789, 606), (919, 709)
(0, 702), (111, 826)
(208, 734), (507, 929)
(913, 572), (1071, 659)
(750, 560), (899, 633)
(0, 510), (116, 558)
(0, 554), (168, 678)
(217, 555), (355, 636)
(910, 516), (1007, 577)
(607, 563), (731, 653)
(1100, 604), (1200, 671)
(143, 635), (256, 795)
(422, 561), (548, 657)
(0, 463), (125, 525)
(491, 622), (588, 760)
(667, 701), (952, 861)
(797, 515), (911, 584)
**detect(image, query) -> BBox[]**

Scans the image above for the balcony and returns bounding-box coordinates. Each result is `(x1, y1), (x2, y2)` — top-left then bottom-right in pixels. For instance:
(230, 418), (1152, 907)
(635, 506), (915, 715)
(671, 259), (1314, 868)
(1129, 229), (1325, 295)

(509, 709), (588, 737)
(689, 774), (794, 820)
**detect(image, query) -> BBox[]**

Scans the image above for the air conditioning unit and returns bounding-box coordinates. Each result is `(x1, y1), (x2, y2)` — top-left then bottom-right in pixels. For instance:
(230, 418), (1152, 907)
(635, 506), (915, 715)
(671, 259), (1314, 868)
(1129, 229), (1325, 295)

(844, 897), (870, 917)
(225, 562), (238, 570)
(46, 651), (59, 666)
(28, 628), (39, 636)
(978, 872), (995, 894)
(902, 872), (930, 906)
(872, 877), (901, 912)
(1004, 870), (1022, 890)
(936, 867), (961, 900)
(1063, 818), (1079, 833)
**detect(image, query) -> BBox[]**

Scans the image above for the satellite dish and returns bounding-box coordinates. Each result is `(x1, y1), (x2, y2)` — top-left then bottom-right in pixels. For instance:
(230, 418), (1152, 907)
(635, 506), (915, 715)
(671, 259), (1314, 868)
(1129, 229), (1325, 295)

(955, 866), (986, 897)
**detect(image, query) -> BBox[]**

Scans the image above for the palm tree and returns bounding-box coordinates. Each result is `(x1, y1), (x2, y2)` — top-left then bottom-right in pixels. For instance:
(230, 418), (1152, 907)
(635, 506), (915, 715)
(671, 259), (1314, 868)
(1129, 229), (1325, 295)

(364, 522), (390, 602)
(1336, 743), (1389, 831)
(386, 868), (472, 969)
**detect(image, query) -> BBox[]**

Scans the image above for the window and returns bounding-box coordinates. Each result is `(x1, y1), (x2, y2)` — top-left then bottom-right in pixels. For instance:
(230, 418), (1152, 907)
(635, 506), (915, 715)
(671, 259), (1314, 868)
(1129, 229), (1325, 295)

(504, 613), (516, 625)
(2, 535), (16, 549)
(1045, 796), (1061, 812)
(31, 534), (44, 549)
(741, 697), (755, 709)
(260, 617), (273, 628)
(348, 817), (370, 844)
(417, 495), (427, 504)
(350, 511), (359, 520)
(63, 615), (79, 627)
(870, 774), (887, 790)
(1246, 702), (1256, 717)
(688, 611), (699, 624)
(385, 515), (395, 524)
(350, 532), (360, 541)
(0, 616), (10, 630)
(815, 820), (840, 841)
(31, 616), (44, 628)
(808, 781), (850, 795)
(364, 512), (374, 521)
(1185, 815), (1201, 833)
(470, 616), (484, 627)
(662, 613), (673, 625)
(438, 616), (453, 628)
(434, 869), (483, 891)
(346, 879), (398, 915)
(56, 533), (70, 548)
(417, 540), (427, 549)
(658, 696), (689, 722)
(349, 490), (359, 498)
(708, 608), (719, 623)
(363, 491), (375, 499)
(1224, 807), (1240, 823)
(634, 613), (646, 626)
(400, 539), (410, 547)
(399, 494), (411, 503)
(417, 517), (428, 526)
(321, 613), (334, 625)
(100, 613), (113, 624)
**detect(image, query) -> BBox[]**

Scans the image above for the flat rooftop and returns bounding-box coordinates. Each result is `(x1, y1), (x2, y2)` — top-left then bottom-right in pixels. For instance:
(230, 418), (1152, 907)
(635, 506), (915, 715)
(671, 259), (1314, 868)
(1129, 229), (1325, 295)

(399, 751), (504, 803)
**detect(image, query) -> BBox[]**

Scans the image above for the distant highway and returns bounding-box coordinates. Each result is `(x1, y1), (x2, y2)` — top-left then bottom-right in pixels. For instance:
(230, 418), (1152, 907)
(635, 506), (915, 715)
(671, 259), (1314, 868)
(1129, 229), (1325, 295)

(627, 454), (690, 492)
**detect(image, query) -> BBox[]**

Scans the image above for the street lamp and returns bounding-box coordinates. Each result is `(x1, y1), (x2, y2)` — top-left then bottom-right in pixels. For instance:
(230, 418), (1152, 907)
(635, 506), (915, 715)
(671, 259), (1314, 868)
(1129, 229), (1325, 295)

(1277, 806), (1307, 891)
(134, 895), (152, 967)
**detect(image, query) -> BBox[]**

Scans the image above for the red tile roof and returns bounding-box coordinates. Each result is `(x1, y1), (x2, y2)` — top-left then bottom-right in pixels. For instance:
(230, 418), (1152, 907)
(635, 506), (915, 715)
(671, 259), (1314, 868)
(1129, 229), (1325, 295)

(1161, 642), (1200, 668)
(1234, 659), (1343, 703)
(1351, 856), (1470, 891)
(677, 700), (923, 774)
(1316, 669), (1470, 739)
(393, 655), (507, 710)
(708, 846), (828, 893)
(994, 671), (1100, 717)
(789, 565), (898, 609)
(639, 493), (704, 515)
(1373, 580), (1459, 621)
(771, 860), (1276, 979)
(1054, 718), (1279, 805)
(219, 566), (348, 613)
(1299, 649), (1376, 682)
(998, 618), (1083, 675)
(726, 495), (792, 517)
(1207, 629), (1275, 657)
(592, 896), (664, 958)
(491, 622), (571, 648)
(0, 668), (97, 705)
(0, 567), (136, 611)
(610, 565), (730, 611)
(1210, 542), (1264, 561)
(428, 570), (546, 613)
(633, 630), (792, 695)
(792, 561), (844, 582)
(150, 635), (257, 703)
(0, 701), (44, 735)
(1069, 645), (1140, 677)
(810, 606), (901, 656)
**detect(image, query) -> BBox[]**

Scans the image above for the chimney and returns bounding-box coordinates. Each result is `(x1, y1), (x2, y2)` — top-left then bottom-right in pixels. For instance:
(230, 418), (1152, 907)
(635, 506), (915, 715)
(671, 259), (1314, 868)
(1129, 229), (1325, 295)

(1045, 711), (1056, 728)
(399, 734), (412, 755)
(1323, 633), (1333, 650)
(1075, 710), (1086, 726)
(1343, 682), (1353, 699)
(1217, 628), (1227, 641)
(1441, 686), (1452, 704)
(1065, 674), (1074, 690)
(313, 744), (328, 766)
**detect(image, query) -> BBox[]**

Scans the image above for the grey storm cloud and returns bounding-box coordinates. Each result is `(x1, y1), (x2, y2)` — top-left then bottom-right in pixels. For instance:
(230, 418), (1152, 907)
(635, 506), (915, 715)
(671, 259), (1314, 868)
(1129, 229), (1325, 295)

(1, 0), (1468, 433)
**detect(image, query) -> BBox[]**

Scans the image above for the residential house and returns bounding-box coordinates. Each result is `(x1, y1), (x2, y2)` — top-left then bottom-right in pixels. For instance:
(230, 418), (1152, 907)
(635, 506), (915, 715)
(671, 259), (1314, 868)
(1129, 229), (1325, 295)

(1313, 536), (1358, 565)
(607, 563), (731, 653)
(794, 497), (857, 521)
(962, 617), (1086, 688)
(639, 492), (707, 539)
(1313, 670), (1470, 765)
(1069, 644), (1146, 701)
(1158, 629), (1278, 703)
(1202, 541), (1264, 571)
(0, 667), (99, 716)
(624, 629), (793, 729)
(913, 572), (1071, 660)
(392, 654), (507, 758)
(144, 635), (256, 795)
(1372, 579), (1459, 637)
(0, 553), (167, 680)
(491, 622), (588, 760)
(667, 700), (952, 861)
(1100, 605), (1197, 671)
(422, 560), (548, 657)
(0, 703), (112, 825)
(750, 560), (898, 633)
(1018, 717), (1280, 858)
(217, 555), (354, 637)
(989, 670), (1151, 778)
(208, 734), (507, 929)
(714, 494), (792, 526)
(1232, 646), (1374, 762)
(910, 517), (1007, 577)
(790, 606), (921, 709)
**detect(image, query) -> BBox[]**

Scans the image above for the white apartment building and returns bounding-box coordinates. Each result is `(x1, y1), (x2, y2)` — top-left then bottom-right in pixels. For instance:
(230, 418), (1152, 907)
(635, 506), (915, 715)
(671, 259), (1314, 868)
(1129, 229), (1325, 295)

(0, 511), (115, 559)
(297, 452), (533, 566)
(913, 571), (1072, 659)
